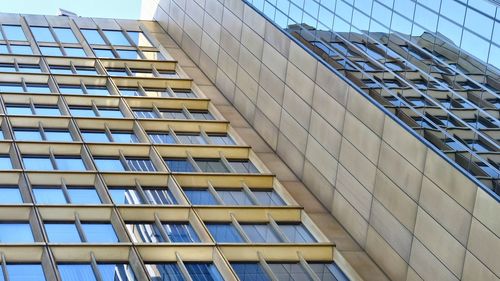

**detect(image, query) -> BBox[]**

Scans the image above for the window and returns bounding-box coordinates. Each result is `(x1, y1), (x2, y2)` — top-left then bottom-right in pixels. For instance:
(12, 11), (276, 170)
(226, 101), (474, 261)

(40, 46), (63, 56)
(279, 224), (316, 243)
(26, 83), (51, 93)
(55, 156), (87, 170)
(184, 188), (219, 205)
(195, 159), (228, 173)
(3, 25), (27, 40)
(93, 48), (115, 58)
(127, 223), (164, 243)
(107, 68), (129, 76)
(109, 187), (144, 204)
(45, 223), (81, 242)
(206, 223), (244, 242)
(81, 130), (110, 142)
(98, 264), (137, 281)
(254, 190), (285, 206)
(118, 87), (140, 96)
(70, 106), (123, 118)
(82, 29), (105, 45)
(44, 129), (73, 141)
(165, 158), (195, 172)
(176, 133), (206, 144)
(35, 105), (61, 115)
(0, 223), (34, 242)
(129, 68), (154, 77)
(127, 31), (153, 46)
(127, 157), (156, 172)
(149, 132), (175, 144)
(145, 264), (184, 281)
(127, 222), (200, 243)
(146, 263), (224, 281)
(94, 157), (155, 172)
(207, 134), (235, 145)
(99, 107), (124, 118)
(163, 223), (200, 242)
(143, 87), (170, 97)
(0, 82), (23, 92)
(241, 224), (282, 243)
(58, 264), (96, 281)
(33, 186), (100, 204)
(232, 263), (271, 281)
(190, 110), (214, 120)
(161, 110), (187, 119)
(159, 71), (180, 79)
(309, 263), (349, 281)
(31, 26), (55, 42)
(0, 155), (13, 169)
(117, 49), (141, 59)
(59, 84), (84, 94)
(6, 264), (46, 281)
(82, 223), (118, 242)
(65, 47), (86, 57)
(50, 65), (73, 74)
(0, 186), (22, 203)
(94, 157), (125, 171)
(133, 109), (157, 118)
(184, 263), (224, 281)
(53, 27), (78, 43)
(143, 188), (177, 204)
(75, 66), (98, 75)
(14, 128), (42, 141)
(58, 263), (136, 281)
(103, 30), (130, 46)
(0, 63), (16, 72)
(228, 160), (259, 173)
(46, 222), (118, 243)
(19, 64), (42, 73)
(85, 85), (109, 95)
(23, 155), (87, 171)
(109, 187), (177, 205)
(268, 263), (310, 280)
(142, 51), (165, 60)
(10, 44), (32, 54)
(5, 104), (32, 115)
(218, 189), (254, 205)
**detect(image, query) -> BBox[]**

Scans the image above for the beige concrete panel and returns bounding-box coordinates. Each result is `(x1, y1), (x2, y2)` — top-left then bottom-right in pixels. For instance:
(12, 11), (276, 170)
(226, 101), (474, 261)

(205, 0), (223, 23)
(151, 32), (179, 49)
(366, 226), (408, 281)
(236, 66), (258, 102)
(167, 16), (183, 44)
(282, 86), (312, 129)
(172, 0), (186, 9)
(241, 25), (264, 59)
(237, 46), (261, 81)
(405, 267), (424, 281)
(370, 199), (413, 262)
(308, 111), (342, 159)
(220, 27), (240, 60)
(419, 177), (472, 245)
(258, 65), (285, 104)
(305, 136), (337, 186)
(315, 63), (349, 106)
(196, 85), (230, 106)
(202, 12), (222, 43)
(424, 149), (477, 212)
(199, 50), (218, 82)
(382, 114), (427, 174)
(165, 47), (196, 67)
(185, 0), (204, 26)
(169, 0), (185, 27)
(373, 170), (417, 232)
(341, 251), (391, 281)
(217, 49), (238, 82)
(253, 109), (278, 149)
(336, 165), (373, 220)
(302, 160), (335, 211)
(414, 208), (466, 277)
(279, 110), (308, 153)
(242, 4), (266, 37)
(233, 88), (256, 123)
(339, 138), (377, 192)
(462, 251), (499, 281)
(311, 85), (346, 132)
(224, 0), (244, 19)
(257, 152), (297, 181)
(473, 188), (500, 235)
(378, 142), (423, 201)
(264, 21), (290, 57)
(233, 127), (272, 153)
(201, 32), (220, 62)
(262, 42), (288, 80)
(288, 42), (318, 80)
(285, 62), (315, 104)
(468, 218), (500, 277)
(409, 239), (458, 281)
(276, 133), (305, 177)
(256, 87), (281, 127)
(332, 189), (369, 247)
(342, 112), (382, 164)
(180, 34), (201, 63)
(346, 87), (385, 136)
(215, 67), (236, 102)
(182, 66), (210, 85)
(222, 7), (242, 39)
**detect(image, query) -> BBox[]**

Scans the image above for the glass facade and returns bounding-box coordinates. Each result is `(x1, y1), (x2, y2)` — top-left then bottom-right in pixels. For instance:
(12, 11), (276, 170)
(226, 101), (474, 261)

(245, 0), (500, 196)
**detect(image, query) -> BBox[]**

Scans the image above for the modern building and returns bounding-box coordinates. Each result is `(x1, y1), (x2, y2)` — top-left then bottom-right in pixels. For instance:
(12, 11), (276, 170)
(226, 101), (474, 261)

(139, 0), (499, 280)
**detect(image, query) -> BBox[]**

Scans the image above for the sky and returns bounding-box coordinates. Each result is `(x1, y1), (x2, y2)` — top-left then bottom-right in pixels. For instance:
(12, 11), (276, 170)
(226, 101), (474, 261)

(0, 0), (142, 19)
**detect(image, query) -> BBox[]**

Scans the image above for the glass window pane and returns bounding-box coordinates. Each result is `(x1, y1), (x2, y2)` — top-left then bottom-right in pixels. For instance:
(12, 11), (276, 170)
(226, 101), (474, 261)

(165, 158), (195, 172)
(309, 263), (349, 281)
(45, 223), (81, 242)
(0, 82), (24, 92)
(177, 134), (206, 144)
(44, 130), (73, 141)
(3, 25), (27, 40)
(184, 263), (223, 281)
(228, 160), (259, 173)
(149, 132), (175, 144)
(7, 264), (45, 281)
(67, 188), (101, 204)
(97, 264), (136, 281)
(145, 264), (184, 281)
(127, 31), (153, 46)
(33, 187), (67, 204)
(82, 223), (118, 243)
(253, 190), (285, 206)
(6, 105), (32, 115)
(127, 158), (156, 172)
(94, 49), (115, 58)
(26, 83), (51, 93)
(31, 26), (55, 42)
(112, 132), (138, 143)
(0, 156), (12, 169)
(268, 263), (311, 281)
(117, 49), (141, 59)
(75, 67), (97, 75)
(95, 158), (125, 171)
(184, 189), (218, 205)
(0, 223), (34, 242)
(143, 188), (177, 205)
(85, 85), (109, 95)
(163, 223), (200, 242)
(195, 159), (228, 173)
(53, 27), (78, 43)
(109, 188), (143, 204)
(65, 47), (86, 57)
(241, 224), (282, 243)
(70, 107), (96, 117)
(55, 157), (86, 171)
(208, 134), (235, 145)
(127, 223), (164, 243)
(103, 30), (130, 45)
(51, 65), (73, 74)
(58, 264), (96, 281)
(82, 131), (110, 142)
(206, 223), (243, 242)
(35, 106), (61, 116)
(279, 224), (316, 243)
(218, 190), (254, 205)
(0, 63), (16, 72)
(15, 129), (43, 141)
(0, 187), (22, 203)
(98, 108), (123, 118)
(23, 156), (53, 170)
(40, 46), (63, 56)
(232, 263), (271, 281)
(143, 51), (165, 60)
(10, 44), (32, 54)
(82, 29), (105, 44)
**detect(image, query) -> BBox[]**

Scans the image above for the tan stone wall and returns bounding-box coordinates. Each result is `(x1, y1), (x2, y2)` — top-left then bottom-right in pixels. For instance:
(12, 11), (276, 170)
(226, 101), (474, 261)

(141, 1), (500, 280)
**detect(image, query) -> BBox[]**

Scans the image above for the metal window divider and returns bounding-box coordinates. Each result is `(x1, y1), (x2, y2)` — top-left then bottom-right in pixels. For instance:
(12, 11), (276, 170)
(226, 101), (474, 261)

(207, 180), (224, 205)
(103, 123), (114, 142)
(69, 61), (78, 74)
(151, 64), (161, 78)
(48, 147), (58, 170)
(60, 178), (72, 204)
(186, 151), (202, 172)
(123, 63), (134, 76)
(74, 212), (87, 243)
(118, 149), (131, 171)
(168, 125), (181, 143)
(90, 100), (100, 117)
(175, 252), (194, 281)
(20, 77), (28, 92)
(134, 179), (149, 204)
(241, 182), (260, 205)
(297, 252), (321, 281)
(12, 58), (19, 71)
(181, 105), (193, 120)
(267, 214), (289, 243)
(219, 152), (237, 173)
(229, 213), (252, 243)
(120, 29), (136, 48)
(257, 251), (279, 281)
(153, 212), (171, 243)
(165, 87), (176, 98)
(38, 122), (47, 141)
(199, 126), (212, 145)
(28, 97), (36, 114)
(90, 252), (104, 281)
(1, 252), (9, 281)
(80, 80), (89, 95)
(137, 84), (147, 97)
(151, 103), (162, 118)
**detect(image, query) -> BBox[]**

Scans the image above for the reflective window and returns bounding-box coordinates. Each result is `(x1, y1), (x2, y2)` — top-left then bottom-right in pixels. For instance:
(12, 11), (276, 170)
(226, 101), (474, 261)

(33, 186), (100, 204)
(10, 44), (32, 54)
(208, 134), (235, 145)
(176, 133), (206, 144)
(75, 66), (98, 75)
(184, 263), (224, 281)
(218, 189), (254, 205)
(190, 110), (214, 120)
(309, 263), (349, 281)
(58, 264), (96, 281)
(94, 157), (126, 171)
(107, 68), (129, 76)
(68, 188), (101, 204)
(127, 157), (156, 172)
(195, 159), (228, 173)
(103, 30), (130, 45)
(228, 160), (259, 173)
(206, 223), (243, 242)
(118, 87), (140, 96)
(0, 223), (34, 242)
(0, 63), (16, 72)
(5, 104), (32, 115)
(7, 264), (46, 281)
(242, 224), (282, 243)
(0, 82), (23, 92)
(82, 29), (105, 44)
(55, 156), (87, 171)
(145, 264), (184, 281)
(85, 85), (110, 95)
(142, 51), (165, 60)
(19, 64), (42, 72)
(58, 263), (136, 281)
(23, 155), (86, 171)
(130, 68), (155, 77)
(50, 65), (73, 74)
(40, 46), (63, 56)
(0, 186), (23, 204)
(127, 223), (164, 243)
(35, 105), (61, 115)
(94, 48), (115, 58)
(82, 223), (118, 243)
(53, 27), (78, 43)
(112, 131), (139, 143)
(163, 223), (200, 242)
(14, 128), (43, 141)
(117, 49), (141, 59)
(143, 188), (177, 204)
(232, 263), (271, 281)
(161, 110), (187, 119)
(26, 83), (51, 93)
(45, 223), (81, 242)
(149, 132), (175, 144)
(134, 109), (157, 118)
(109, 187), (144, 204)
(98, 264), (136, 281)
(3, 25), (27, 40)
(184, 188), (219, 205)
(98, 107), (124, 118)
(279, 224), (316, 243)
(165, 158), (195, 172)
(267, 263), (310, 281)
(81, 130), (110, 142)
(127, 31), (153, 46)
(0, 155), (13, 169)
(31, 26), (55, 42)
(254, 190), (285, 206)
(69, 106), (96, 117)
(65, 47), (86, 57)
(44, 129), (73, 141)
(143, 87), (170, 97)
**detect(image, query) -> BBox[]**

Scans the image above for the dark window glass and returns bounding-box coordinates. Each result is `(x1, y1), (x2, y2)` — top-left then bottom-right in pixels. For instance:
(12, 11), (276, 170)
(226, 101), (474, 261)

(58, 264), (96, 281)
(232, 263), (271, 281)
(184, 189), (218, 205)
(165, 158), (195, 172)
(149, 132), (175, 144)
(206, 223), (243, 243)
(228, 160), (259, 173)
(184, 263), (223, 281)
(163, 223), (200, 242)
(190, 110), (214, 120)
(279, 224), (316, 243)
(145, 264), (183, 281)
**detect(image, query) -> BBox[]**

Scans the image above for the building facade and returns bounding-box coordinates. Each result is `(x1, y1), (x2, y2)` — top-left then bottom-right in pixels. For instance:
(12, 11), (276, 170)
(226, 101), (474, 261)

(0, 12), (354, 281)
(141, 0), (500, 281)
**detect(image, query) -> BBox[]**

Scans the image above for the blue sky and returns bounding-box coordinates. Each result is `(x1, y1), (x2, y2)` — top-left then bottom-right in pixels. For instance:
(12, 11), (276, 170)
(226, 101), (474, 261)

(0, 0), (142, 19)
